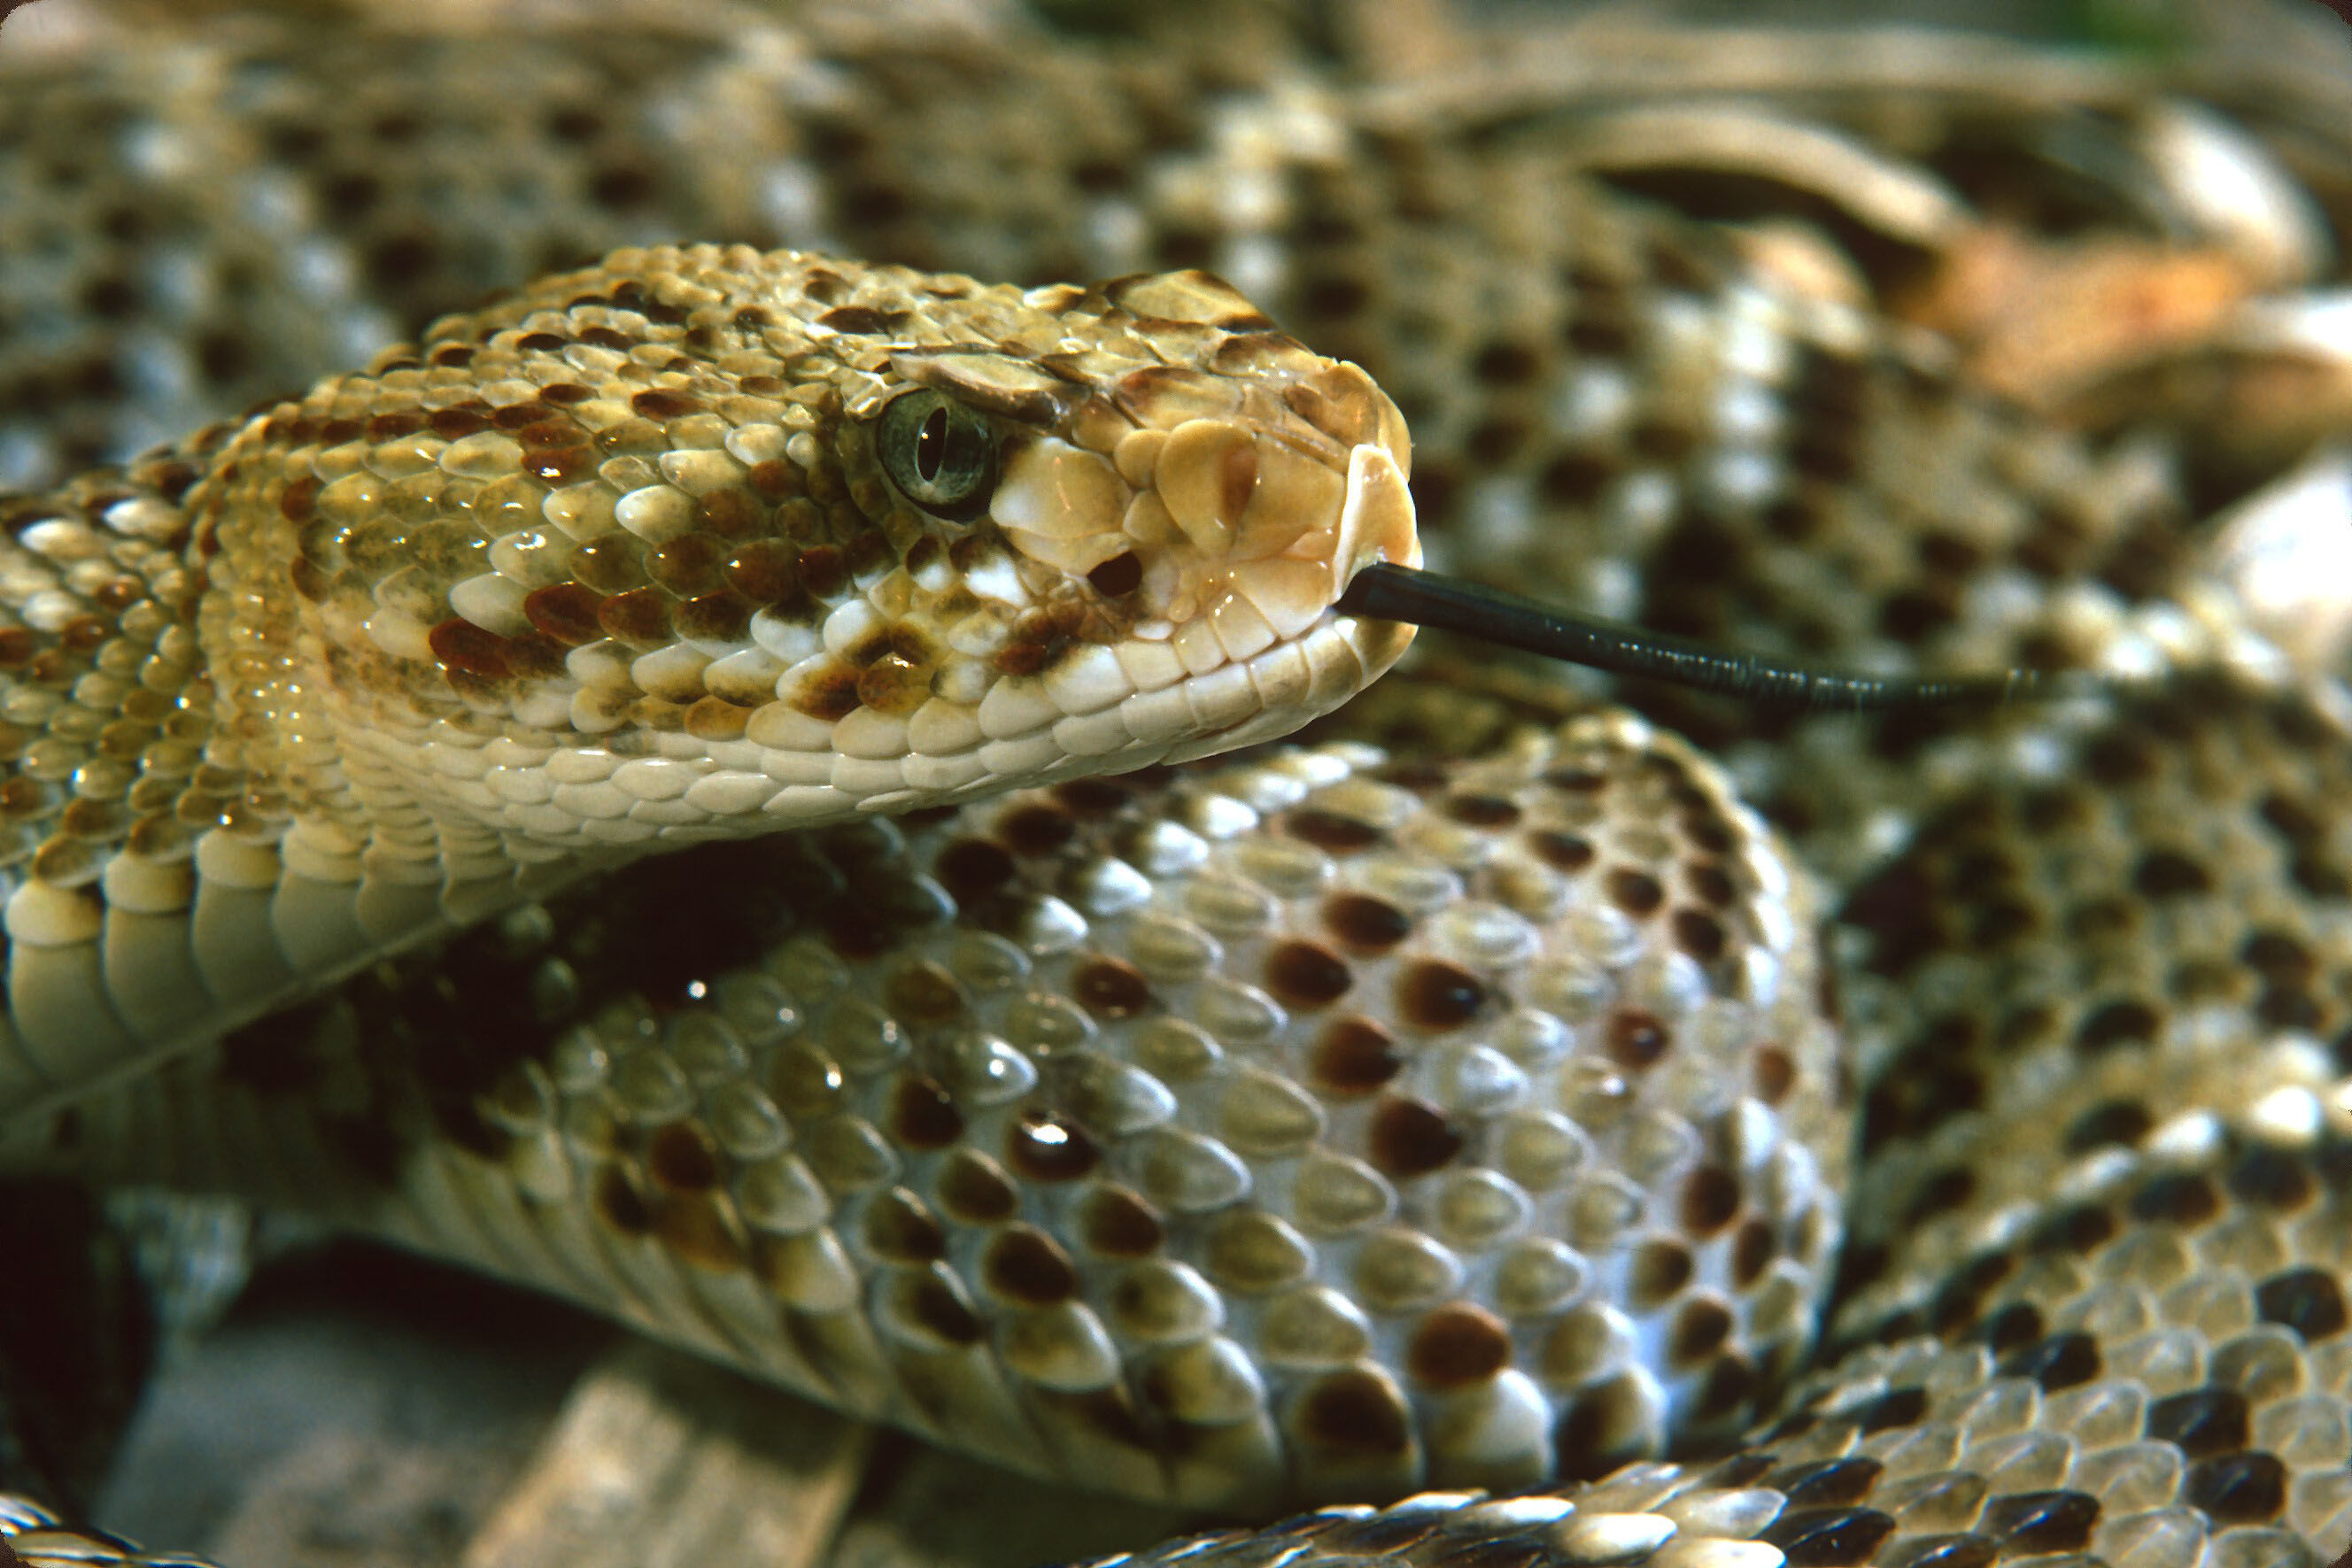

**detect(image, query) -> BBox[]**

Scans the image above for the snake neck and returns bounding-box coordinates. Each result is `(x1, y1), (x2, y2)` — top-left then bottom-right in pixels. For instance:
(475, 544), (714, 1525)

(0, 410), (519, 932)
(185, 407), (536, 894)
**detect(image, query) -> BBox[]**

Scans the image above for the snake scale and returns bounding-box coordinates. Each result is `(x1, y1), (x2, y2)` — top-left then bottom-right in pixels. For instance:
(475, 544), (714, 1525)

(6, 0), (2352, 1564)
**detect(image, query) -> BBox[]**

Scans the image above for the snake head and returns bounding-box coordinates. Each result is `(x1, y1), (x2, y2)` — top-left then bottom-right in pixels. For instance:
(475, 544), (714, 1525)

(878, 267), (1421, 770)
(202, 250), (1419, 851)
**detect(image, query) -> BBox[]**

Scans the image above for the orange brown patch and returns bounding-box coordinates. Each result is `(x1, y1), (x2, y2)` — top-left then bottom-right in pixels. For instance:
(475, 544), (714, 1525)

(524, 583), (605, 645)
(428, 619), (511, 679)
(790, 665), (863, 722)
(1407, 1303), (1513, 1388)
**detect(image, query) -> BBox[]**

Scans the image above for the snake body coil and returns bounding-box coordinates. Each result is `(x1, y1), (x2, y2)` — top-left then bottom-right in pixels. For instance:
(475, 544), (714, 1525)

(4, 4), (2352, 1566)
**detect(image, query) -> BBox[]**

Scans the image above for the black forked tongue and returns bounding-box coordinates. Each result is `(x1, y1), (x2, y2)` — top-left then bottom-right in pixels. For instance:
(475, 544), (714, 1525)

(1335, 562), (2111, 714)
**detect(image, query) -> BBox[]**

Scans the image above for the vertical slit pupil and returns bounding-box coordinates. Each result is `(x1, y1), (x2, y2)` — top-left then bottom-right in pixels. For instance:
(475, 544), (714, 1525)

(917, 405), (948, 483)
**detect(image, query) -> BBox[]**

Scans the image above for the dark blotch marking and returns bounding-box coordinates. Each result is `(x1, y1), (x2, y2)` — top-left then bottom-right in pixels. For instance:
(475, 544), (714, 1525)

(2132, 848), (2212, 899)
(646, 1124), (720, 1192)
(982, 1224), (1079, 1305)
(1996, 1331), (2100, 1390)
(863, 1189), (947, 1262)
(2061, 1098), (2153, 1155)
(1396, 960), (1487, 1031)
(1629, 1239), (1693, 1306)
(1604, 1008), (1670, 1069)
(2242, 927), (2314, 981)
(1286, 808), (1385, 852)
(2183, 1451), (2286, 1523)
(724, 540), (801, 606)
(1672, 908), (1727, 962)
(2073, 999), (2160, 1054)
(596, 587), (673, 647)
(1755, 1507), (1896, 1564)
(1296, 1368), (1410, 1456)
(906, 1273), (983, 1345)
(1732, 1219), (1775, 1287)
(1766, 1457), (1884, 1508)
(2255, 1266), (2349, 1341)
(1551, 1373), (1657, 1480)
(934, 1150), (1017, 1225)
(1006, 1110), (1100, 1183)
(427, 619), (510, 679)
(1079, 1186), (1164, 1257)
(1679, 1164), (1741, 1237)
(1667, 1295), (1733, 1366)
(1850, 1386), (1928, 1433)
(279, 474), (321, 522)
(2228, 1146), (2315, 1211)
(2029, 1204), (2116, 1255)
(524, 583), (604, 645)
(999, 803), (1077, 855)
(1311, 1016), (1404, 1097)
(1072, 956), (1152, 1020)
(1685, 861), (1735, 907)
(593, 1166), (654, 1237)
(1052, 778), (1133, 817)
(1528, 830), (1595, 871)
(1264, 940), (1353, 1008)
(797, 545), (848, 598)
(1471, 340), (1541, 385)
(934, 837), (1019, 902)
(2129, 1170), (2221, 1228)
(1442, 792), (1520, 827)
(817, 305), (897, 335)
(527, 444), (595, 484)
(1605, 866), (1665, 915)
(675, 591), (752, 645)
(429, 408), (491, 444)
(1406, 1303), (1512, 1388)
(1322, 892), (1412, 953)
(1977, 1491), (2098, 1553)
(1367, 1094), (1464, 1178)
(791, 666), (862, 723)
(890, 1075), (963, 1152)
(2146, 1386), (2249, 1456)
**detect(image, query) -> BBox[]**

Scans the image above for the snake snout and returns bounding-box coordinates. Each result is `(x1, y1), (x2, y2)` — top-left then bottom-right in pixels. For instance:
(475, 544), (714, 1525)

(991, 359), (1418, 636)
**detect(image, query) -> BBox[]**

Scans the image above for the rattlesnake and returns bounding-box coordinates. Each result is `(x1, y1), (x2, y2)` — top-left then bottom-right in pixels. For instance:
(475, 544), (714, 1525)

(5, 3), (2352, 1564)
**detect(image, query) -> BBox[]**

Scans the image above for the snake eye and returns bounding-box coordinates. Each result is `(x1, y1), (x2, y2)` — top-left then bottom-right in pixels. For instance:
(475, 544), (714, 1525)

(878, 389), (996, 521)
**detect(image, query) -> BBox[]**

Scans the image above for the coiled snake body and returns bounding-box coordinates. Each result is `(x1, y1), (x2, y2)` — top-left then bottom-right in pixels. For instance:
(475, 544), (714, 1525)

(4, 3), (2352, 1564)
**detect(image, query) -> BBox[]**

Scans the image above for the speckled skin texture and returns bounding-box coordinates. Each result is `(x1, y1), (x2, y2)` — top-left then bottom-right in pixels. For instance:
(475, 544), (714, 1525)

(24, 716), (1842, 1513)
(7, 2), (2352, 1565)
